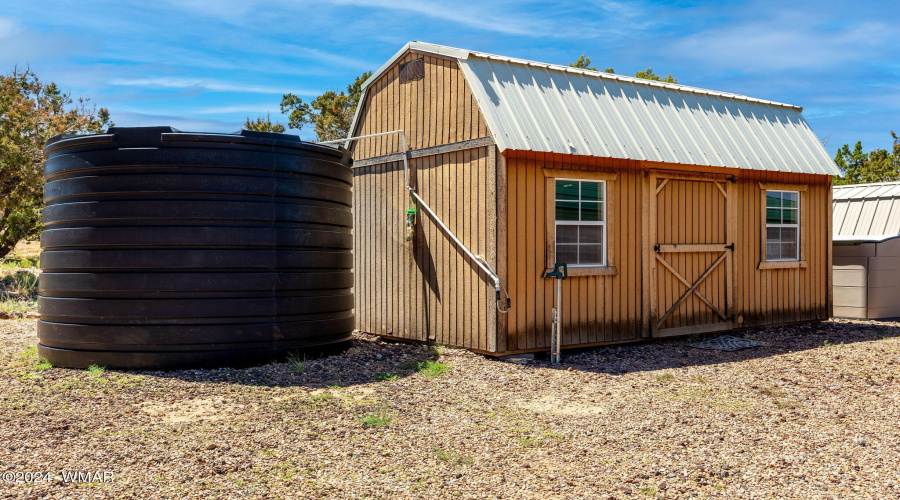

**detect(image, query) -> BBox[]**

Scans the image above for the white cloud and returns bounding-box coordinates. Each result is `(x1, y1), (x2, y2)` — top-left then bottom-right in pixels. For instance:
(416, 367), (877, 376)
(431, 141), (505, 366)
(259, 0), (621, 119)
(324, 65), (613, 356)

(669, 11), (895, 72)
(0, 16), (20, 39)
(195, 104), (281, 115)
(109, 77), (319, 95)
(312, 0), (635, 39)
(109, 109), (244, 133)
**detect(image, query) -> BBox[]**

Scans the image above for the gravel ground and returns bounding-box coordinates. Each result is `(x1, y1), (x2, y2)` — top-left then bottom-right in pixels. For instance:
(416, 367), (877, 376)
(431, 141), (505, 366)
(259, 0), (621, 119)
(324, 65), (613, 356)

(1, 318), (899, 499)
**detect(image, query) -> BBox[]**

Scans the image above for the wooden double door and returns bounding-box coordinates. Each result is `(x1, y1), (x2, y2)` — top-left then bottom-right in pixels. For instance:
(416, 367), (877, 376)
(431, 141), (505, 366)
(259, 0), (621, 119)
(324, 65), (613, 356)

(649, 175), (735, 337)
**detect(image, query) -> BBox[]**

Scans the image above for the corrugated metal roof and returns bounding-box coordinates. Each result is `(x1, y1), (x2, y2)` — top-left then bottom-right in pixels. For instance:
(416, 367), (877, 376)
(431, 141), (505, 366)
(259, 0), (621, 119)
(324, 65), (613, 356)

(833, 181), (900, 236)
(350, 42), (841, 176)
(833, 181), (900, 200)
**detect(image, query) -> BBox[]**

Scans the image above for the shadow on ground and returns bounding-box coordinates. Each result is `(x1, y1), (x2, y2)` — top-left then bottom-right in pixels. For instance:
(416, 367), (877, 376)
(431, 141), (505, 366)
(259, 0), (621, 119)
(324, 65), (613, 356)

(116, 334), (441, 389)
(34, 319), (900, 388)
(534, 319), (900, 375)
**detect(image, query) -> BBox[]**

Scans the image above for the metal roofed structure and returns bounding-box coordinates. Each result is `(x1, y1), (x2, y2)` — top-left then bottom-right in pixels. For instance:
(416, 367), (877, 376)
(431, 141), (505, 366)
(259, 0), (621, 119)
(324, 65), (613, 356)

(350, 41), (840, 176)
(833, 181), (900, 241)
(832, 181), (900, 319)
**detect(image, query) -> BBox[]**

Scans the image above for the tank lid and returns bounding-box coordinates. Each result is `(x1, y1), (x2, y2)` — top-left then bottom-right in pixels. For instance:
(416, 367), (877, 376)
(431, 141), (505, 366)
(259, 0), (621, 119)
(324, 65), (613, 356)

(44, 126), (349, 161)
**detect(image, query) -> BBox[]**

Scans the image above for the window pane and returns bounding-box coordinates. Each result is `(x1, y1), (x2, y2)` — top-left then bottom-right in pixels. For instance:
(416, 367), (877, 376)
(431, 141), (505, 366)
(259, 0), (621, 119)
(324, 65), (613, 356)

(556, 201), (579, 221)
(781, 227), (798, 245)
(783, 208), (798, 224)
(766, 191), (782, 208)
(766, 208), (782, 225)
(782, 241), (797, 260)
(556, 244), (578, 265)
(581, 202), (601, 221)
(766, 243), (780, 261)
(765, 227), (799, 260)
(581, 181), (600, 201)
(556, 225), (578, 244)
(579, 225), (602, 244)
(783, 192), (798, 208)
(579, 244), (603, 265)
(556, 180), (578, 200)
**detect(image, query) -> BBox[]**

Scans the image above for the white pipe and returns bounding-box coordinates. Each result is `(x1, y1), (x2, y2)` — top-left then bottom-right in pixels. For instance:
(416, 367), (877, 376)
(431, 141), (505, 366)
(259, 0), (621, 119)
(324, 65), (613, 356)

(320, 130), (509, 313)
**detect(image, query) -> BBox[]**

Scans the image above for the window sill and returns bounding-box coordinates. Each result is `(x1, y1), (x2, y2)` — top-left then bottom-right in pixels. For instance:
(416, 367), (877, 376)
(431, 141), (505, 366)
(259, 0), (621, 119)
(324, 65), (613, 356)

(566, 266), (618, 276)
(758, 260), (807, 270)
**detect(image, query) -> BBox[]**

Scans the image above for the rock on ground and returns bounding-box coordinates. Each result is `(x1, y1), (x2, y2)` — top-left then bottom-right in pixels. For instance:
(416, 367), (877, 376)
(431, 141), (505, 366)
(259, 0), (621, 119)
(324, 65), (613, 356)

(0, 318), (898, 499)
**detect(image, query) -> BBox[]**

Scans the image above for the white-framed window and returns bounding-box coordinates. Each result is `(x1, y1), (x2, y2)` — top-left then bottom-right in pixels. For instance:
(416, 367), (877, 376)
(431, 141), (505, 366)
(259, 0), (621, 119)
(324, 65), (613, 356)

(765, 190), (799, 261)
(554, 179), (606, 266)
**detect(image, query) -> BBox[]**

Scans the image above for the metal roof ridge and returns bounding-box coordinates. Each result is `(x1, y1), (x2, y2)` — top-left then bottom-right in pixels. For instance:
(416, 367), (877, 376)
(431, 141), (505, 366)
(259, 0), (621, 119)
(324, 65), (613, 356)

(405, 41), (803, 111)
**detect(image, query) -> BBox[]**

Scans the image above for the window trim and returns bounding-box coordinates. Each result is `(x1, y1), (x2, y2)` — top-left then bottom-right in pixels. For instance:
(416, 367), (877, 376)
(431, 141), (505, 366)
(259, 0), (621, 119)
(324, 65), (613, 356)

(764, 189), (800, 262)
(759, 185), (808, 269)
(554, 178), (607, 267)
(542, 169), (618, 276)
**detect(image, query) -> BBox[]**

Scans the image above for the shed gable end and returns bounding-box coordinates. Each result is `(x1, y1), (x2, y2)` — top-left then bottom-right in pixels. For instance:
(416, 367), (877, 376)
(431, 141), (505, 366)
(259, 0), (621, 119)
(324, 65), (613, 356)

(350, 50), (491, 159)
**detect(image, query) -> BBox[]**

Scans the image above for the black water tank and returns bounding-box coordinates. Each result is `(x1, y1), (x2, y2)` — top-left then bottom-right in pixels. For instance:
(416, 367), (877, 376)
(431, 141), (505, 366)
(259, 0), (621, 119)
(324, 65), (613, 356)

(38, 127), (354, 369)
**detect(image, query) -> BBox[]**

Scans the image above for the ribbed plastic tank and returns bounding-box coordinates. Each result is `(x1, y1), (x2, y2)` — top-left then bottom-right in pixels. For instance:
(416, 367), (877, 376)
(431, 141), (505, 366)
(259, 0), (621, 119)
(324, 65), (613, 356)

(38, 127), (354, 369)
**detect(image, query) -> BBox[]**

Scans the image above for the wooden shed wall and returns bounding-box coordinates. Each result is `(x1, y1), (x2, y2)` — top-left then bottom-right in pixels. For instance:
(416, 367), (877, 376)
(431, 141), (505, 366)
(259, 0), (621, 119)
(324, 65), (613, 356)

(350, 49), (499, 351)
(350, 51), (490, 158)
(500, 151), (833, 353)
(499, 152), (645, 351)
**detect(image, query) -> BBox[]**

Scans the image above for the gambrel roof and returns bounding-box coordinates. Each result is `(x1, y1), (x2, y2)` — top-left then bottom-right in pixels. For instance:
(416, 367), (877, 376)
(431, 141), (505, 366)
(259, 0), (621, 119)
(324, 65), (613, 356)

(350, 41), (841, 176)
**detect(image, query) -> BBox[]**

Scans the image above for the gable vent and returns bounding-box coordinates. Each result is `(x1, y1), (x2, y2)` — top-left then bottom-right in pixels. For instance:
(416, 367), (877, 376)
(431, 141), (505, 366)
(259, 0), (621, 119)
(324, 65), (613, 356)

(399, 57), (425, 83)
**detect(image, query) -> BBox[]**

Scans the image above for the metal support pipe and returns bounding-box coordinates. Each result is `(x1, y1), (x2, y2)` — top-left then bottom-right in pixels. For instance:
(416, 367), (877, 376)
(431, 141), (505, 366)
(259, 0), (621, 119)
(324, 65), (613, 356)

(552, 278), (562, 364)
(319, 131), (509, 313)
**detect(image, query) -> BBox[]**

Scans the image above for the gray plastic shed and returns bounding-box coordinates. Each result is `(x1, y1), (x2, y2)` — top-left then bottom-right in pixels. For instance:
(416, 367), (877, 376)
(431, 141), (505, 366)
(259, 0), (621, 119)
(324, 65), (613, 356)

(833, 181), (900, 319)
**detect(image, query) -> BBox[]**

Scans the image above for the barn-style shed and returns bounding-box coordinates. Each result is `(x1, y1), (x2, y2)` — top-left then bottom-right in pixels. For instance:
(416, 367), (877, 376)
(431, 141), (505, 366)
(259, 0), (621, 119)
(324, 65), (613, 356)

(347, 42), (840, 355)
(832, 181), (900, 319)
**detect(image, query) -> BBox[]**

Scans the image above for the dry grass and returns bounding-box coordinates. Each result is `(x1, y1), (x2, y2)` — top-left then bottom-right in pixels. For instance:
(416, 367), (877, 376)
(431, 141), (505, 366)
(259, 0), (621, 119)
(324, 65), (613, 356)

(0, 240), (40, 315)
(1, 318), (899, 498)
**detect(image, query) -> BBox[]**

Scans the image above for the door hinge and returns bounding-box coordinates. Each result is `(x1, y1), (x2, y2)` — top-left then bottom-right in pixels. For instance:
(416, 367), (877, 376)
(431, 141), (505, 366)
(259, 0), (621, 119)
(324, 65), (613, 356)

(653, 243), (661, 253)
(725, 243), (735, 251)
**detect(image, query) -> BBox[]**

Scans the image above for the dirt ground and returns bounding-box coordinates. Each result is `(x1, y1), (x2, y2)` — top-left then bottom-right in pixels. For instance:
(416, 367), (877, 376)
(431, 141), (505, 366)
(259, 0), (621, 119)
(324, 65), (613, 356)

(1, 318), (898, 499)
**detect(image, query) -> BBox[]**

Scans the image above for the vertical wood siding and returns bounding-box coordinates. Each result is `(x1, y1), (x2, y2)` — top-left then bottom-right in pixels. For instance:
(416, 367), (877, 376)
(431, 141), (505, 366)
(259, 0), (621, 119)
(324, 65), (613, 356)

(653, 178), (729, 332)
(351, 50), (498, 351)
(501, 151), (832, 353)
(351, 53), (490, 159)
(502, 152), (645, 351)
(350, 50), (833, 354)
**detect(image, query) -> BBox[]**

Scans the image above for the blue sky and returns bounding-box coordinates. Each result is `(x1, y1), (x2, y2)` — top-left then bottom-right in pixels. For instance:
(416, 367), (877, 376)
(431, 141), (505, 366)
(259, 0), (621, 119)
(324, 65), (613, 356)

(2, 0), (897, 156)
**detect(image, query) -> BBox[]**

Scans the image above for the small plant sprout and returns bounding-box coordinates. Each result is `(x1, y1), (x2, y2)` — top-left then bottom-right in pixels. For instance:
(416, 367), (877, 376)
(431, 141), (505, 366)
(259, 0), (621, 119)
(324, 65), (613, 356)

(433, 447), (474, 466)
(286, 352), (307, 374)
(376, 373), (399, 381)
(359, 412), (392, 428)
(310, 390), (334, 401)
(87, 365), (106, 377)
(416, 361), (448, 378)
(34, 358), (52, 371)
(656, 373), (675, 383)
